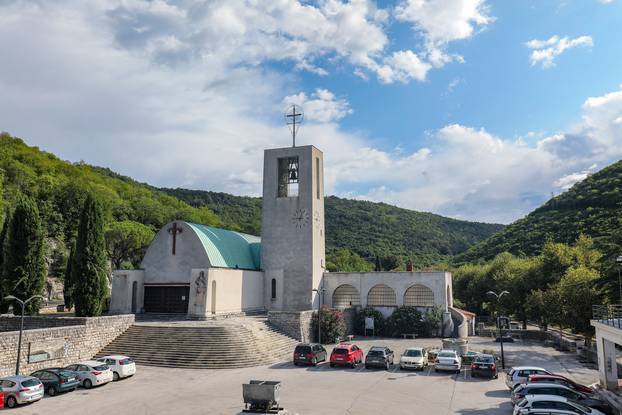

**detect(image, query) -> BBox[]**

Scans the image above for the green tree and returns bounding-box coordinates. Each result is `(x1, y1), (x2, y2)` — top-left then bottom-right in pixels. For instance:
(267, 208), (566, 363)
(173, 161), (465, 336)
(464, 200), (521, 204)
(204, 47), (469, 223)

(105, 220), (155, 269)
(0, 215), (10, 313)
(386, 306), (426, 337)
(557, 266), (604, 339)
(63, 239), (76, 310)
(326, 249), (373, 272)
(2, 197), (46, 315)
(73, 195), (109, 317)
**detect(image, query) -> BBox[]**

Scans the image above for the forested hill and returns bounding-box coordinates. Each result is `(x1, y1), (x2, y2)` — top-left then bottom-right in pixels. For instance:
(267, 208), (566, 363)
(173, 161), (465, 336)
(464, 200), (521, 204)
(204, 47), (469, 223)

(455, 160), (622, 263)
(0, 133), (220, 274)
(162, 189), (504, 267)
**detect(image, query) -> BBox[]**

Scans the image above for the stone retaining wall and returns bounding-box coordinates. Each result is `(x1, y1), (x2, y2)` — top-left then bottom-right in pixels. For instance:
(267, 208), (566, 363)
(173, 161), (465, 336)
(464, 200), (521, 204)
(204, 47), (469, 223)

(0, 316), (87, 332)
(0, 314), (134, 377)
(268, 311), (313, 343)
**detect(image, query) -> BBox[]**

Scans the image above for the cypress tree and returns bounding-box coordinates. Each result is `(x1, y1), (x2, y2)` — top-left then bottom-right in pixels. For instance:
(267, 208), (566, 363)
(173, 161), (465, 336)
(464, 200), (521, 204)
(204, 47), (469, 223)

(63, 239), (76, 310)
(0, 214), (10, 313)
(73, 195), (109, 317)
(2, 198), (46, 315)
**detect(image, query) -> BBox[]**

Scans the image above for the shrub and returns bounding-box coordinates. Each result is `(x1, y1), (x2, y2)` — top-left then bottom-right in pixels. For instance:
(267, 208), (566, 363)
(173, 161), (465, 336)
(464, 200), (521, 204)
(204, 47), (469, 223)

(386, 306), (426, 337)
(312, 306), (346, 344)
(354, 307), (386, 336)
(423, 305), (443, 337)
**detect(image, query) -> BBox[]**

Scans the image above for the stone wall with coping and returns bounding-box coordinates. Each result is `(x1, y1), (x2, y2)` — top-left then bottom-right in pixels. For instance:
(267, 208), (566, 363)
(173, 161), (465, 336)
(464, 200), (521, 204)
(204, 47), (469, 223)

(0, 314), (134, 377)
(268, 310), (314, 343)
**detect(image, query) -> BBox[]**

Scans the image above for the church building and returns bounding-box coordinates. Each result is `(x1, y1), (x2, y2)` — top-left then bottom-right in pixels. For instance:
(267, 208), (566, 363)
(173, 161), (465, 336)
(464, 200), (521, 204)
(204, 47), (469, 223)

(110, 143), (465, 337)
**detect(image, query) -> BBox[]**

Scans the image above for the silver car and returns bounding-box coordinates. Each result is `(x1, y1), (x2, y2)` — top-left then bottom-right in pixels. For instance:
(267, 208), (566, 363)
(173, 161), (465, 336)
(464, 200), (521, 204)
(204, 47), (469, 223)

(506, 366), (551, 390)
(0, 375), (44, 408)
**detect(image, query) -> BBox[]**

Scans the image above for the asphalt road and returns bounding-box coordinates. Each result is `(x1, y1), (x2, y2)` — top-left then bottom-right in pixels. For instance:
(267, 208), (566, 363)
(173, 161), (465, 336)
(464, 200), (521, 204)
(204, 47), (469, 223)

(5, 336), (599, 415)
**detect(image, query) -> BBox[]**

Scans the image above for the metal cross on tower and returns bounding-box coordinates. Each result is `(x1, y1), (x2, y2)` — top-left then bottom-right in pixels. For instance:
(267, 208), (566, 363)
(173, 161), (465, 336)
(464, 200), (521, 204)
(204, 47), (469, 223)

(168, 222), (183, 255)
(285, 105), (303, 147)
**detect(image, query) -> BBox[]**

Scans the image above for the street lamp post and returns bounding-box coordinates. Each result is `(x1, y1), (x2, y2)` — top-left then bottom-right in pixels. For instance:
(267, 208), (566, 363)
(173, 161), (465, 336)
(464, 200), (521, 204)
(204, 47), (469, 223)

(4, 295), (46, 375)
(312, 288), (326, 344)
(486, 290), (509, 370)
(616, 256), (622, 304)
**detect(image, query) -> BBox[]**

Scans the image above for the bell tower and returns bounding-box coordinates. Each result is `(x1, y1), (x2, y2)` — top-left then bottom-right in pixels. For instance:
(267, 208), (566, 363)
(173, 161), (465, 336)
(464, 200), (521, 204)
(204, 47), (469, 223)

(261, 142), (325, 311)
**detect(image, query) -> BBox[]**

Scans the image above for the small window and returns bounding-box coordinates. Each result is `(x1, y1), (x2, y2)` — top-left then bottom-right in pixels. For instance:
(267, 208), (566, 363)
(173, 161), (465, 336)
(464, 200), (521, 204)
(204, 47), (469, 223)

(271, 278), (277, 300)
(316, 157), (320, 199)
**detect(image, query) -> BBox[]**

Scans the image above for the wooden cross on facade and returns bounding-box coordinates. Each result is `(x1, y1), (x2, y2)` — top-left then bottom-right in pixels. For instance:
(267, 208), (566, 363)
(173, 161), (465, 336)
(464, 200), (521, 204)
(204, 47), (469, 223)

(168, 222), (183, 255)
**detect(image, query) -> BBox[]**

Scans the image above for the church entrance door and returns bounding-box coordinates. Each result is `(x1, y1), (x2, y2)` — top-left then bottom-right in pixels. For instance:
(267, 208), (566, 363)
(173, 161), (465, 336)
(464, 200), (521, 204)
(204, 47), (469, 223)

(144, 285), (190, 313)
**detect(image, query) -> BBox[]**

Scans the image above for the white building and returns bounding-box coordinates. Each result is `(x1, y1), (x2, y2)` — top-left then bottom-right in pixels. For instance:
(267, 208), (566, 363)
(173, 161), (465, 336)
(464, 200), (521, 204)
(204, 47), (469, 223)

(110, 143), (466, 337)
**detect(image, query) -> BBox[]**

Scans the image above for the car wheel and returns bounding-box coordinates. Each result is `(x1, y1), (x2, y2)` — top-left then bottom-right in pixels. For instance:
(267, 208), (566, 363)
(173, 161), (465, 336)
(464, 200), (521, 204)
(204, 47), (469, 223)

(113, 372), (120, 381)
(6, 396), (17, 408)
(434, 368), (438, 372)
(293, 362), (298, 366)
(48, 386), (57, 396)
(84, 379), (92, 389)
(330, 363), (335, 368)
(472, 372), (477, 378)
(365, 365), (369, 370)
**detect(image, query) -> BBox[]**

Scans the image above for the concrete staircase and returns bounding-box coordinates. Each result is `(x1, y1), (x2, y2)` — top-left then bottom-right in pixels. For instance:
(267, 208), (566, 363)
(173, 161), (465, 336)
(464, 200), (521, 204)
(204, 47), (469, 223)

(95, 316), (299, 369)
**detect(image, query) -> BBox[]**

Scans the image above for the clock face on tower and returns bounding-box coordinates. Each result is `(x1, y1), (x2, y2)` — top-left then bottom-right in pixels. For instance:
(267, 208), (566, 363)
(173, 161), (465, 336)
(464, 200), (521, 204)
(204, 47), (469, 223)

(291, 208), (310, 228)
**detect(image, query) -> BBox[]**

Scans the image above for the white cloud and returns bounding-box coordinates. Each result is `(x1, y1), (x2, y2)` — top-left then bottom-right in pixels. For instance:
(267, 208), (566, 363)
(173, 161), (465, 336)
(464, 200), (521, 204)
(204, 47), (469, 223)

(395, 0), (492, 66)
(2, 1), (622, 225)
(526, 35), (593, 68)
(282, 89), (353, 123)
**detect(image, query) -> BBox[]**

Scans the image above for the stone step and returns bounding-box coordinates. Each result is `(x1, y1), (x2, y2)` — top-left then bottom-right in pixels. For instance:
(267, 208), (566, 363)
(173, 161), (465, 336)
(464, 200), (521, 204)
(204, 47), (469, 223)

(96, 320), (299, 369)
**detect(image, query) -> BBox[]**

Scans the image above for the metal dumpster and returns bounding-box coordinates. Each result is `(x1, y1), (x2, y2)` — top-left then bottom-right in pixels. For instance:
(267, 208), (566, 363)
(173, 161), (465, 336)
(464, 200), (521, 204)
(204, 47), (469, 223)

(242, 380), (281, 412)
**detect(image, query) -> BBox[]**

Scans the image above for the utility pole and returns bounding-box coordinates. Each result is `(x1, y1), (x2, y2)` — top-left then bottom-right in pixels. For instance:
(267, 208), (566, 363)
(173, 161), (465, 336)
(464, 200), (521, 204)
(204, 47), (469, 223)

(4, 295), (46, 375)
(486, 290), (509, 370)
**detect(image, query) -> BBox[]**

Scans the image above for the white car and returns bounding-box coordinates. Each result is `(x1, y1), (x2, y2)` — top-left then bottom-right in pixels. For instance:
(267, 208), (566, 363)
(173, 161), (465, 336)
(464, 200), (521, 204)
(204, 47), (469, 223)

(0, 375), (44, 408)
(514, 395), (605, 415)
(97, 355), (136, 381)
(65, 361), (113, 389)
(434, 349), (462, 373)
(400, 347), (428, 370)
(506, 366), (551, 390)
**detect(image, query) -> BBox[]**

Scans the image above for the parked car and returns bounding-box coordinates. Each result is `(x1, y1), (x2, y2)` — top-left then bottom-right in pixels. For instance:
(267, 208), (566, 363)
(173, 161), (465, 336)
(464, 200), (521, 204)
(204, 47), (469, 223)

(434, 350), (462, 373)
(495, 334), (515, 342)
(461, 351), (482, 366)
(65, 361), (113, 389)
(365, 346), (394, 370)
(329, 343), (364, 368)
(399, 347), (428, 370)
(527, 374), (594, 395)
(293, 343), (327, 366)
(0, 375), (44, 408)
(470, 354), (497, 378)
(30, 368), (80, 396)
(513, 395), (605, 415)
(511, 383), (611, 414)
(506, 366), (551, 390)
(96, 355), (137, 380)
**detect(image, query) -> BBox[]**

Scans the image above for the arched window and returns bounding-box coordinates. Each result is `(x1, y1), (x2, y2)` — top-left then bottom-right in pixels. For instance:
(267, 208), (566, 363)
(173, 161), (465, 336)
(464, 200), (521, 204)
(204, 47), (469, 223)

(367, 284), (397, 307)
(271, 278), (277, 300)
(404, 284), (435, 307)
(332, 284), (361, 309)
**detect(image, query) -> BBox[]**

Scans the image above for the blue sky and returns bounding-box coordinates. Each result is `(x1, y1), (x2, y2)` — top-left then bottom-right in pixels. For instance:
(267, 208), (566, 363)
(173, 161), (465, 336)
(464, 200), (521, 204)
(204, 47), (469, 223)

(1, 0), (622, 224)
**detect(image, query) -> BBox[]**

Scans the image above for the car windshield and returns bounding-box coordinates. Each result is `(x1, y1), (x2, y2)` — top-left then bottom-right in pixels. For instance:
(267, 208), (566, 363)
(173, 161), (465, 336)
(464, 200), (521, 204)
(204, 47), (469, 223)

(368, 350), (383, 357)
(438, 352), (456, 358)
(405, 350), (422, 357)
(475, 356), (494, 363)
(93, 365), (108, 371)
(21, 379), (40, 387)
(295, 346), (312, 354)
(333, 348), (348, 355)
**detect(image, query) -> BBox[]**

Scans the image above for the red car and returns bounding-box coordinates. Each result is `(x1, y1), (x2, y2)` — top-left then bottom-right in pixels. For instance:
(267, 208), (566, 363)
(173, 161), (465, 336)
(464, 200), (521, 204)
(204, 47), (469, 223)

(527, 374), (594, 394)
(330, 343), (364, 368)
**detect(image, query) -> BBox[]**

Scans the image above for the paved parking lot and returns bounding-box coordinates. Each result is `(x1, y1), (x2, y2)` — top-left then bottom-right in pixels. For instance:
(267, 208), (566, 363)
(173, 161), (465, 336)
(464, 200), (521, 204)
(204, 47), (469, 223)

(6, 336), (599, 415)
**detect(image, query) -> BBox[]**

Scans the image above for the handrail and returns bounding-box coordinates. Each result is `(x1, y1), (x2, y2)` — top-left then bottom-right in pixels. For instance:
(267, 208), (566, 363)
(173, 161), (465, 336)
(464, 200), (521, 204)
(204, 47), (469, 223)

(592, 304), (622, 329)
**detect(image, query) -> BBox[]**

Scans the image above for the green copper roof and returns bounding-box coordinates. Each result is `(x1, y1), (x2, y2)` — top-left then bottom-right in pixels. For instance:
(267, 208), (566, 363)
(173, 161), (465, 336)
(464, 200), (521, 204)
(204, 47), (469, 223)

(188, 223), (261, 270)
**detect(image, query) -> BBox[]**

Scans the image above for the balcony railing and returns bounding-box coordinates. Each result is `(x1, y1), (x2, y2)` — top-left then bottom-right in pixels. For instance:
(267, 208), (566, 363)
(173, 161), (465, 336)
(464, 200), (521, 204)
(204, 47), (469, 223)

(593, 304), (622, 329)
